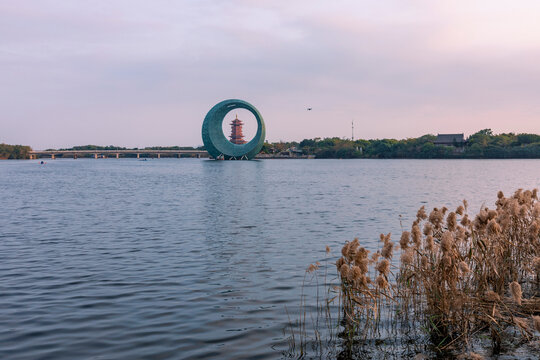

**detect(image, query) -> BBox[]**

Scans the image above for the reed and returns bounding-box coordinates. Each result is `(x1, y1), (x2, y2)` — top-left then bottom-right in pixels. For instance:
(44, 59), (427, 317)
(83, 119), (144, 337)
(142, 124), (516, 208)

(393, 189), (540, 353)
(293, 188), (540, 358)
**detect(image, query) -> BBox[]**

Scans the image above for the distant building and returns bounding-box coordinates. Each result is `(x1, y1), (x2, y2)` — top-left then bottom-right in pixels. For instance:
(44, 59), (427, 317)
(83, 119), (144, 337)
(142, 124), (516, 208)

(229, 114), (246, 144)
(434, 133), (465, 146)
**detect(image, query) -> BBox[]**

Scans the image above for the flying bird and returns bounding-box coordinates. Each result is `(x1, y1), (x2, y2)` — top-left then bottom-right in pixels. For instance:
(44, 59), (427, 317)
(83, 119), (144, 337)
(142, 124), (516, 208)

(307, 108), (312, 111)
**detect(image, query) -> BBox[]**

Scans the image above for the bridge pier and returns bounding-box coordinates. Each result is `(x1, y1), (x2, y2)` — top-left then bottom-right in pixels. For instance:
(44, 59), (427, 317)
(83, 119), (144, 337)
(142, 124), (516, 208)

(157, 153), (161, 159)
(116, 153), (119, 159)
(137, 153), (140, 159)
(51, 154), (55, 160)
(94, 153), (98, 159)
(74, 154), (77, 159)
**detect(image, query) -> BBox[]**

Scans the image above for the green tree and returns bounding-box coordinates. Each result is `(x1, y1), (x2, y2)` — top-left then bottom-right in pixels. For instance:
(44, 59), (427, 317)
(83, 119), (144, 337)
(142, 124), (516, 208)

(0, 144), (32, 159)
(517, 133), (540, 145)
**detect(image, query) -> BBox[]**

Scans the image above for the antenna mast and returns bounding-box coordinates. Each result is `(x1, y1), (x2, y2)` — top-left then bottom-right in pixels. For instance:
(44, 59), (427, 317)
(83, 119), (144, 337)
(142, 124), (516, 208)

(351, 120), (354, 141)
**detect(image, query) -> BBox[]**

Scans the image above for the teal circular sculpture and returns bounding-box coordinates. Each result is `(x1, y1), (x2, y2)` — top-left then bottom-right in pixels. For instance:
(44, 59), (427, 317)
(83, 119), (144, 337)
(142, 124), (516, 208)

(202, 99), (266, 160)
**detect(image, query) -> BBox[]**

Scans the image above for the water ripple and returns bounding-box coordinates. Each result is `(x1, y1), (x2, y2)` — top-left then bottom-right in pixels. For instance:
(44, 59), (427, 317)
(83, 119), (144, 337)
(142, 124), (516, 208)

(1, 159), (539, 359)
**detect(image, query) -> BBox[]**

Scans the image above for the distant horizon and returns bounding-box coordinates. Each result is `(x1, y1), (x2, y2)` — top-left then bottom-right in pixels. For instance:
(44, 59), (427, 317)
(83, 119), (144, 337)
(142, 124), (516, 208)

(11, 128), (540, 151)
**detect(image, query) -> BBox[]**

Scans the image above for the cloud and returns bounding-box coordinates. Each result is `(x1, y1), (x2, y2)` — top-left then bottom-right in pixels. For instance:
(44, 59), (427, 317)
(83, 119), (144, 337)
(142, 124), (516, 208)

(1, 1), (540, 148)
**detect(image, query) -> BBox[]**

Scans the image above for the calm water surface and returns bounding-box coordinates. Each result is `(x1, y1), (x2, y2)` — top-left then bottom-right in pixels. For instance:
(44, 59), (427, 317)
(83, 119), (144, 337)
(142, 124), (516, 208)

(1, 159), (539, 359)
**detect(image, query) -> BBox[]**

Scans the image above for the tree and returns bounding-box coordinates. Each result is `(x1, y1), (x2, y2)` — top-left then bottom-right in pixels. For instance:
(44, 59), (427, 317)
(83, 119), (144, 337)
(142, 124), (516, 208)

(465, 143), (484, 158)
(0, 144), (32, 159)
(467, 129), (493, 147)
(517, 133), (540, 145)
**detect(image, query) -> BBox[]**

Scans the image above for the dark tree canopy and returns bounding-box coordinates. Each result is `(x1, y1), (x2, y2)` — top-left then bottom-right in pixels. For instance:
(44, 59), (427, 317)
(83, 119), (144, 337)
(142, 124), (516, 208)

(0, 144), (32, 159)
(260, 130), (540, 159)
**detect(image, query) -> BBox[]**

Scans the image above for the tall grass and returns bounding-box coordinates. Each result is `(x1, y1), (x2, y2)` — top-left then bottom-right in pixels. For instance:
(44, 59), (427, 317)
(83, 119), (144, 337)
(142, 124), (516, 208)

(290, 189), (540, 358)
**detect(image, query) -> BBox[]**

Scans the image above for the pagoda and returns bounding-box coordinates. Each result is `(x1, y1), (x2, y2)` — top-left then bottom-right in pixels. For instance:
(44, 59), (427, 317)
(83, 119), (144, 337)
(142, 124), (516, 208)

(229, 114), (247, 144)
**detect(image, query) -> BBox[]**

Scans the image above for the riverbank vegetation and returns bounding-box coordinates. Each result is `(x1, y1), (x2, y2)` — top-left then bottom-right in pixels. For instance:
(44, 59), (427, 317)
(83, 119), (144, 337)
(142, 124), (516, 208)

(20, 129), (540, 160)
(293, 189), (540, 358)
(264, 129), (540, 159)
(0, 144), (32, 159)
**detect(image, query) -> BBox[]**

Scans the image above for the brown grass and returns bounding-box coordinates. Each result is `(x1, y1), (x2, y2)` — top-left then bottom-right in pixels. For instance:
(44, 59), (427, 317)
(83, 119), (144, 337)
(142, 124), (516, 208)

(330, 188), (540, 355)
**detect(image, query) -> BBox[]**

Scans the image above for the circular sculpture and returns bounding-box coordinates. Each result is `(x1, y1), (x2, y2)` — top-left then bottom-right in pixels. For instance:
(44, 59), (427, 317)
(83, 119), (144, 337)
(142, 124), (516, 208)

(202, 99), (266, 160)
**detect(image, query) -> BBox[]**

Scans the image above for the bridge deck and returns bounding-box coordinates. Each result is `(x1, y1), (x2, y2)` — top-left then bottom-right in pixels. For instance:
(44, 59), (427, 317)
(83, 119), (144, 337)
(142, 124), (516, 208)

(29, 149), (208, 159)
(31, 150), (207, 154)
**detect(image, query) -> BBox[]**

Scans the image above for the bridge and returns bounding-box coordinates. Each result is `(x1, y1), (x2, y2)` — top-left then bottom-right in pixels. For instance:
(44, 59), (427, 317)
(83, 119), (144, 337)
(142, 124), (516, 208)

(29, 149), (208, 159)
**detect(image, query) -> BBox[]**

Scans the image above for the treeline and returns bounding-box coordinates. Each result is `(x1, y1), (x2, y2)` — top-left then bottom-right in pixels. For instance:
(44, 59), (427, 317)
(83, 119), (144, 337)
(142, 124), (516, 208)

(0, 144), (32, 159)
(7, 129), (540, 160)
(261, 129), (540, 159)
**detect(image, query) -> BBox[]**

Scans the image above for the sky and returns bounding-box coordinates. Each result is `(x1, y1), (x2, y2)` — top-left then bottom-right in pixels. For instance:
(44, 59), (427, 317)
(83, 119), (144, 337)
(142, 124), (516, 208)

(2, 0), (540, 149)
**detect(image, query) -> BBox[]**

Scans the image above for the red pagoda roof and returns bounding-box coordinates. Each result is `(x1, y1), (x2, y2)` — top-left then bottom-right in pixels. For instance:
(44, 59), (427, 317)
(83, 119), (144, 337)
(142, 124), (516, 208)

(229, 114), (246, 144)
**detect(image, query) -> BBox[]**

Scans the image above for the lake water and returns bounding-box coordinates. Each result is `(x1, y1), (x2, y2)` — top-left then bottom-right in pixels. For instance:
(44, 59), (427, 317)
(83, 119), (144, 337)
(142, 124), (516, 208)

(1, 159), (539, 359)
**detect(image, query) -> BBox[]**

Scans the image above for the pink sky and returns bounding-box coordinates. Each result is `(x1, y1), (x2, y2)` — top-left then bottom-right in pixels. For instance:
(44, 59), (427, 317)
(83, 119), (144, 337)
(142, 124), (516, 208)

(2, 0), (540, 149)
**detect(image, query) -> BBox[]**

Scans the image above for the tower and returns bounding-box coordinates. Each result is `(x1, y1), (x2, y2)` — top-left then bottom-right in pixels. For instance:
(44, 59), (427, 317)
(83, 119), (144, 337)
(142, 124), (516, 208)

(229, 114), (246, 144)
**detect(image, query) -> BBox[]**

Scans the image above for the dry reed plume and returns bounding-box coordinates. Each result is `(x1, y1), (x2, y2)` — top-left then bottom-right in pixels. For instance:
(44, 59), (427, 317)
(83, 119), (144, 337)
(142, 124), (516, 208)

(330, 188), (540, 356)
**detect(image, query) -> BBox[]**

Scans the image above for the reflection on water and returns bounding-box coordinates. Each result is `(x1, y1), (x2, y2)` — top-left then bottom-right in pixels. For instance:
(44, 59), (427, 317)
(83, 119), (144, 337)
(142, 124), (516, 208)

(0, 159), (539, 359)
